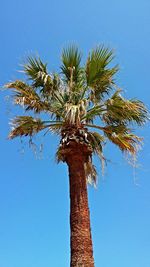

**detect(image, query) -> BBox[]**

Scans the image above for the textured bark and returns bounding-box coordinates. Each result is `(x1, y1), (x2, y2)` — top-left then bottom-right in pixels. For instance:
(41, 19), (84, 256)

(65, 142), (94, 267)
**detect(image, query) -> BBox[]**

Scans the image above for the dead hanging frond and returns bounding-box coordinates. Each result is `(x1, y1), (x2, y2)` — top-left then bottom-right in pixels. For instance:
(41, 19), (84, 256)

(87, 131), (105, 175)
(28, 138), (44, 159)
(64, 99), (87, 125)
(84, 160), (97, 186)
(64, 103), (80, 125)
(79, 99), (87, 118)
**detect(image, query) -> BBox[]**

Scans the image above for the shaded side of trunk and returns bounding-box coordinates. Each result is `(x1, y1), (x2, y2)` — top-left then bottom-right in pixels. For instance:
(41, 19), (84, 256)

(66, 143), (94, 267)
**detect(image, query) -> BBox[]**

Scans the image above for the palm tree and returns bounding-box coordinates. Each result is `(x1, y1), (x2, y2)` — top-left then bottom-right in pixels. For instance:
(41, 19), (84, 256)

(4, 46), (148, 267)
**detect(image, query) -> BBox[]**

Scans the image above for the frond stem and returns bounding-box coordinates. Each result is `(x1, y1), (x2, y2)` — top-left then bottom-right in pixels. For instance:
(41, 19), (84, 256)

(84, 123), (110, 133)
(53, 92), (64, 105)
(43, 120), (64, 124)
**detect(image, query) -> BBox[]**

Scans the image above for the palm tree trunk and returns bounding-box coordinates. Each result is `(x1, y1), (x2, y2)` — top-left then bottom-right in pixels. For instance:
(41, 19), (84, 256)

(66, 146), (94, 267)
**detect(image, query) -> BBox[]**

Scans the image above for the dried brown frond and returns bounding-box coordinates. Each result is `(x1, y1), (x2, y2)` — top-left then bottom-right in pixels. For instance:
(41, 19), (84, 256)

(9, 116), (48, 139)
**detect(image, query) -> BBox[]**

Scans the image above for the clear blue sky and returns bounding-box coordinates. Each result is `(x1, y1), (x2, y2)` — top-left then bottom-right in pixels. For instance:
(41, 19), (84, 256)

(0, 0), (150, 266)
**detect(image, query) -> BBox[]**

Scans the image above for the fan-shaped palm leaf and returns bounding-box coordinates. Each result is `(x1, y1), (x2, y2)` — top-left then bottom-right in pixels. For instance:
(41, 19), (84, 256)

(86, 46), (119, 101)
(61, 46), (83, 88)
(24, 56), (49, 87)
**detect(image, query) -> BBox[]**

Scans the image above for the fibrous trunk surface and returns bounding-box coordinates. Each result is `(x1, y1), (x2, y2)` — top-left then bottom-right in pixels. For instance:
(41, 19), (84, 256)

(65, 142), (94, 267)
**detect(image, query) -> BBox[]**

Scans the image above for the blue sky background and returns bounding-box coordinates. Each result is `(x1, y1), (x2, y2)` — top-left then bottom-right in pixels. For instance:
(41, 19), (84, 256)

(0, 0), (150, 266)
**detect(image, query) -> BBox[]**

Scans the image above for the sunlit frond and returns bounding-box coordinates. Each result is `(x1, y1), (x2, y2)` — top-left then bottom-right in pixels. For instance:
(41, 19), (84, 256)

(86, 46), (118, 101)
(103, 125), (142, 154)
(61, 46), (82, 87)
(103, 90), (148, 125)
(82, 104), (105, 122)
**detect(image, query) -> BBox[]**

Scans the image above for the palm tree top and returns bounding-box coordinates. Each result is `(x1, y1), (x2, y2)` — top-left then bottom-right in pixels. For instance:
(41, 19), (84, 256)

(4, 45), (149, 184)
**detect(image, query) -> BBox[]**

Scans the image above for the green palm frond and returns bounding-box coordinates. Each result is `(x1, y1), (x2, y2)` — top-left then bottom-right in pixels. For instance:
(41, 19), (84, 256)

(82, 104), (105, 122)
(61, 46), (82, 87)
(103, 90), (148, 125)
(86, 46), (118, 101)
(23, 56), (62, 98)
(49, 100), (66, 121)
(24, 56), (49, 87)
(5, 80), (50, 113)
(9, 116), (49, 139)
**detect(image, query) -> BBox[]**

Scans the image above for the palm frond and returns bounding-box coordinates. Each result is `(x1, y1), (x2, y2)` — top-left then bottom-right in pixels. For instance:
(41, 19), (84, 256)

(23, 56), (49, 87)
(41, 73), (64, 100)
(23, 56), (62, 99)
(9, 116), (49, 139)
(84, 160), (97, 186)
(61, 46), (82, 87)
(103, 90), (148, 125)
(5, 80), (51, 113)
(86, 45), (118, 101)
(88, 131), (104, 155)
(64, 103), (80, 125)
(48, 123), (63, 135)
(63, 100), (87, 125)
(87, 131), (105, 173)
(103, 125), (142, 154)
(82, 104), (105, 122)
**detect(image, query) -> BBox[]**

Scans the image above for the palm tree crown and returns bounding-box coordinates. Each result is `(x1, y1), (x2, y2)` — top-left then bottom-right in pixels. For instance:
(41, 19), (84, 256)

(5, 45), (148, 184)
